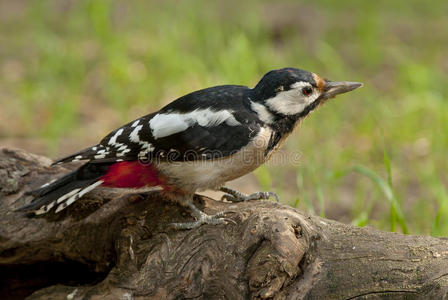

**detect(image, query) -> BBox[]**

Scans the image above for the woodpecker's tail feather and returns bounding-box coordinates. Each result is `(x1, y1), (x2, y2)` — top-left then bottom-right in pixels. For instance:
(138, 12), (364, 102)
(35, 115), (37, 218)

(17, 163), (111, 215)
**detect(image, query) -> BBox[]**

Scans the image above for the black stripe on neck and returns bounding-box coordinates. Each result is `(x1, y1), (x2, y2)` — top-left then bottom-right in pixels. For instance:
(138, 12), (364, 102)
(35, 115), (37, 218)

(264, 98), (323, 155)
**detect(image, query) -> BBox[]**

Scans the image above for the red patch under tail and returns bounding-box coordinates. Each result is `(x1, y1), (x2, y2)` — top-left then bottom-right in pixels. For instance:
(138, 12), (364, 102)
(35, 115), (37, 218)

(100, 161), (163, 188)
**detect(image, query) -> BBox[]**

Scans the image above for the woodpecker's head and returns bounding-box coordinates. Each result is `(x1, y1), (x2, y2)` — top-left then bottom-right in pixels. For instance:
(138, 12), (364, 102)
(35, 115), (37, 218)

(252, 68), (362, 122)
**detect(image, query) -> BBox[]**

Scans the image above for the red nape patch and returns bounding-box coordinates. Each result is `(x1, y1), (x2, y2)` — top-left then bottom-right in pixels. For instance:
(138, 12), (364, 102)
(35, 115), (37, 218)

(100, 161), (163, 188)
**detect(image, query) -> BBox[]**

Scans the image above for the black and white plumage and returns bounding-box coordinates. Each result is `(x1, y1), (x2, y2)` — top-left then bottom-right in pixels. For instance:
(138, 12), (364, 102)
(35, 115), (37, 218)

(54, 85), (264, 164)
(18, 67), (362, 229)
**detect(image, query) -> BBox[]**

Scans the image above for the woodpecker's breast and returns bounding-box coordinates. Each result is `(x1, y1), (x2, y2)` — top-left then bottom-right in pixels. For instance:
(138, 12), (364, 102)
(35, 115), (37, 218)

(155, 126), (273, 192)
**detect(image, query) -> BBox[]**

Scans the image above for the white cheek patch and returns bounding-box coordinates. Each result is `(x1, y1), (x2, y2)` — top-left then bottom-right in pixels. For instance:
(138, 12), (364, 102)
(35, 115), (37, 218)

(149, 108), (241, 139)
(265, 82), (320, 115)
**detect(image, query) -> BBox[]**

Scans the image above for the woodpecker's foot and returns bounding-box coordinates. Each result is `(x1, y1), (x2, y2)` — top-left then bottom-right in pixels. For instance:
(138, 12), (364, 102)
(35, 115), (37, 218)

(220, 187), (279, 203)
(171, 202), (230, 230)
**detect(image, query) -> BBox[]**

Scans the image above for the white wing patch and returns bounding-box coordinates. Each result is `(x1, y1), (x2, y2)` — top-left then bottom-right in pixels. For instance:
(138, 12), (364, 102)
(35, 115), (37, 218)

(149, 108), (241, 139)
(106, 128), (131, 157)
(137, 142), (155, 159)
(92, 146), (110, 160)
(56, 188), (81, 204)
(57, 108), (242, 164)
(108, 128), (124, 145)
(35, 180), (104, 215)
(126, 124), (155, 158)
(130, 125), (143, 142)
(149, 113), (189, 139)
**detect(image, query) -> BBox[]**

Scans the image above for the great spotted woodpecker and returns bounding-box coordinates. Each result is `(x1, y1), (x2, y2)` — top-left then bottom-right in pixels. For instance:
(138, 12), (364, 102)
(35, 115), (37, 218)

(17, 68), (362, 229)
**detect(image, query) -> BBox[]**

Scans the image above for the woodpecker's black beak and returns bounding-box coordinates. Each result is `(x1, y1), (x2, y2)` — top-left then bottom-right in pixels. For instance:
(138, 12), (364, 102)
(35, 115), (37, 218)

(320, 81), (363, 100)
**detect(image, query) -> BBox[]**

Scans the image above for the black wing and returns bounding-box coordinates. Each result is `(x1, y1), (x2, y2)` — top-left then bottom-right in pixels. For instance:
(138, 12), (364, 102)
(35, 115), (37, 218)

(53, 85), (265, 164)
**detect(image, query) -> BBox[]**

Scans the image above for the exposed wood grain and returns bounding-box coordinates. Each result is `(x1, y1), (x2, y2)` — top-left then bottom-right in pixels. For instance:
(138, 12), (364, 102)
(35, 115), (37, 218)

(1, 147), (447, 300)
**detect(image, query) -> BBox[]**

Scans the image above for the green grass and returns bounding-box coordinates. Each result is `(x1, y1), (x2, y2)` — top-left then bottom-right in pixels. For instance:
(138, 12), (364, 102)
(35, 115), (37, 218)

(1, 0), (447, 235)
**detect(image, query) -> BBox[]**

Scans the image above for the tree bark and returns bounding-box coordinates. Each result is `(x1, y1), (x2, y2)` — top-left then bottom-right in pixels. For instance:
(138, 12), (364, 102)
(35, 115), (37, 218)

(0, 147), (447, 300)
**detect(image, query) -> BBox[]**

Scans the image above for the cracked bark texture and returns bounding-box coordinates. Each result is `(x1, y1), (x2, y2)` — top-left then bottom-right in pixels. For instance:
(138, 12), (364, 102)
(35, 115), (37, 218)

(1, 147), (448, 300)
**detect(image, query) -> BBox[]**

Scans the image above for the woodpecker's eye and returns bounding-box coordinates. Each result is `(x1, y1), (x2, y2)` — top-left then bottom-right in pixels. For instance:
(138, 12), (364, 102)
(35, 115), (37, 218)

(302, 86), (313, 96)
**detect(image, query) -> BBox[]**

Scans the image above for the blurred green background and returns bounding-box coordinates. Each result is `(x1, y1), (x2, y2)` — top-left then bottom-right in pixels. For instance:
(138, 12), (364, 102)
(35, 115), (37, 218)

(1, 0), (447, 235)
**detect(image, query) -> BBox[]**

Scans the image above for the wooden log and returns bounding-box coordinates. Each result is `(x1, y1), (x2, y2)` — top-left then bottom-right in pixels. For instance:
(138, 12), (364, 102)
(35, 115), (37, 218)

(1, 147), (447, 299)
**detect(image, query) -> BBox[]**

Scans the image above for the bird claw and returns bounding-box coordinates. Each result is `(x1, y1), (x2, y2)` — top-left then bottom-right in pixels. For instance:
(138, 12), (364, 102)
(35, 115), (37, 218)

(220, 187), (279, 203)
(170, 212), (228, 230)
(221, 193), (238, 202)
(170, 202), (231, 230)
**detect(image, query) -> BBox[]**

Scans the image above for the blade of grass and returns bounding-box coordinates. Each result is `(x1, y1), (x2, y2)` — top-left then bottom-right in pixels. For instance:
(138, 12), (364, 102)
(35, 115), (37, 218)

(430, 180), (448, 236)
(352, 165), (408, 233)
(382, 147), (398, 232)
(293, 197), (301, 208)
(352, 211), (369, 227)
(350, 180), (375, 227)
